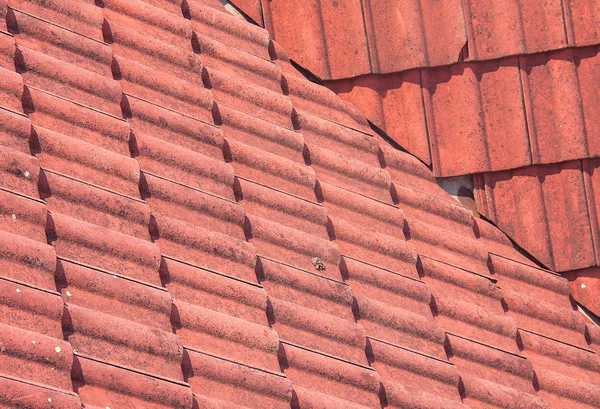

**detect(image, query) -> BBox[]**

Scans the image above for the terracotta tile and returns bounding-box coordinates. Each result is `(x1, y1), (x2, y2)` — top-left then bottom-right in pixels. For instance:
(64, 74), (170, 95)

(463, 0), (567, 60)
(583, 158), (600, 269)
(564, 0), (600, 47)
(520, 48), (600, 164)
(422, 58), (531, 176)
(266, 0), (370, 80)
(72, 356), (193, 409)
(564, 267), (600, 317)
(327, 71), (431, 165)
(362, 0), (466, 73)
(184, 349), (292, 408)
(6, 0), (104, 40)
(280, 342), (381, 409)
(0, 375), (81, 408)
(479, 162), (596, 272)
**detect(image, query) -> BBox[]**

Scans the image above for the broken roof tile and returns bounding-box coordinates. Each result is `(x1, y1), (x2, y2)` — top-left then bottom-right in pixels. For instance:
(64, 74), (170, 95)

(362, 0), (466, 73)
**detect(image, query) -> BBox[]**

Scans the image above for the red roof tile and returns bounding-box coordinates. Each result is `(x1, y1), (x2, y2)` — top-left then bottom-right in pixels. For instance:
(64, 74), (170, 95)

(0, 1), (599, 408)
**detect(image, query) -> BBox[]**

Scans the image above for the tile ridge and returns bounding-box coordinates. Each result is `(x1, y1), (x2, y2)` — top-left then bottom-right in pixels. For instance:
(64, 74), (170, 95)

(73, 351), (190, 386)
(366, 336), (456, 366)
(142, 170), (238, 205)
(0, 274), (60, 296)
(517, 328), (597, 354)
(25, 85), (128, 122)
(0, 373), (79, 396)
(0, 185), (45, 204)
(123, 92), (215, 126)
(446, 332), (527, 359)
(418, 254), (498, 283)
(161, 254), (263, 288)
(236, 174), (322, 207)
(42, 168), (146, 204)
(279, 340), (376, 371)
(341, 254), (422, 284)
(183, 346), (287, 377)
(8, 7), (107, 46)
(0, 104), (29, 118)
(57, 256), (168, 292)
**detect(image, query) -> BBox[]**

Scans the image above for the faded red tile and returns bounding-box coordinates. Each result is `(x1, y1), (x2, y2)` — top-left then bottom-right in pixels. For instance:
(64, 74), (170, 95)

(463, 0), (567, 60)
(362, 0), (466, 73)
(479, 162), (595, 272)
(565, 267), (600, 317)
(327, 71), (431, 165)
(521, 48), (600, 164)
(422, 58), (530, 177)
(267, 0), (370, 80)
(564, 0), (600, 47)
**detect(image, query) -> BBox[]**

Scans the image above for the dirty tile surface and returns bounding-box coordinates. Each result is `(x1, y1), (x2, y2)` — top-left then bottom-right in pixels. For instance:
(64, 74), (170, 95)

(0, 1), (599, 408)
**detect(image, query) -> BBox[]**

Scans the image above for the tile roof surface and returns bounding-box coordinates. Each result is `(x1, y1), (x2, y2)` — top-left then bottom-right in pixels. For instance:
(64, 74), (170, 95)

(0, 1), (599, 409)
(233, 0), (600, 317)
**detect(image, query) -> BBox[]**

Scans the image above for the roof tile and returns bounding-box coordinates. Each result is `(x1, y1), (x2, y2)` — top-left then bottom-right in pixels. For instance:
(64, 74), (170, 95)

(362, 0), (466, 73)
(328, 71), (431, 165)
(368, 338), (464, 407)
(478, 161), (596, 272)
(5, 0), (104, 40)
(187, 0), (270, 59)
(563, 0), (600, 47)
(0, 188), (46, 242)
(0, 65), (24, 113)
(72, 355), (192, 409)
(489, 255), (588, 348)
(265, 0), (370, 80)
(0, 107), (30, 154)
(47, 211), (162, 285)
(40, 170), (150, 239)
(0, 375), (81, 409)
(520, 48), (600, 165)
(194, 31), (282, 92)
(280, 342), (381, 409)
(462, 0), (567, 61)
(101, 0), (192, 47)
(206, 68), (292, 128)
(184, 349), (292, 409)
(152, 212), (256, 281)
(8, 9), (112, 76)
(583, 158), (600, 269)
(0, 276), (63, 338)
(422, 58), (531, 176)
(519, 330), (600, 409)
(0, 229), (56, 290)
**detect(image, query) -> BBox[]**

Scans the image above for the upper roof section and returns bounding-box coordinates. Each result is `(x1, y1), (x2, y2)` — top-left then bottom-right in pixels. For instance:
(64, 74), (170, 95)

(231, 0), (598, 80)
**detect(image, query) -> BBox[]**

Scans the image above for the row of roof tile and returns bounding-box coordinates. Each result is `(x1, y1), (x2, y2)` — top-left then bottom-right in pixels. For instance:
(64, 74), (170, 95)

(0, 1), (599, 409)
(232, 0), (600, 80)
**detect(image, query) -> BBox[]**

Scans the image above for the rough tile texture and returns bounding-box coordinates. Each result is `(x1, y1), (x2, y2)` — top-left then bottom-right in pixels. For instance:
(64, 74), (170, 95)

(0, 1), (599, 408)
(230, 0), (600, 315)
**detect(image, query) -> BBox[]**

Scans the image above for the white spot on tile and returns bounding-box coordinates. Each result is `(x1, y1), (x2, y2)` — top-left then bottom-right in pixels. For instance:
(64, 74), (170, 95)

(65, 291), (72, 297)
(16, 288), (21, 293)
(23, 171), (30, 177)
(11, 214), (16, 220)
(48, 398), (52, 402)
(55, 346), (61, 353)
(32, 340), (36, 344)
(582, 283), (587, 289)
